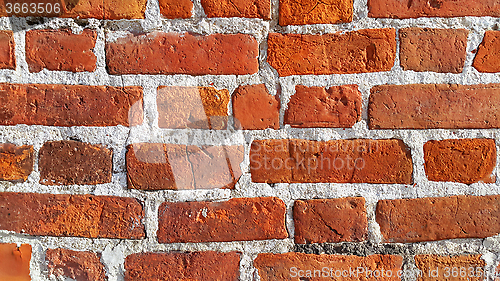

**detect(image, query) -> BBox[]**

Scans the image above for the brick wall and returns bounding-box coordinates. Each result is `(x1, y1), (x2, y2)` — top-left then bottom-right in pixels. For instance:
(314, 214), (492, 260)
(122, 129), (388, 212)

(1, 0), (500, 280)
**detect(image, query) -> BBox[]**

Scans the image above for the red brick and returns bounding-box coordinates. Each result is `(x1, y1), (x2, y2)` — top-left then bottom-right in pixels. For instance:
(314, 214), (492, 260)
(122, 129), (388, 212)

(125, 252), (239, 281)
(250, 139), (413, 184)
(26, 29), (97, 73)
(279, 0), (353, 25)
(424, 139), (496, 184)
(400, 28), (468, 73)
(473, 31), (500, 73)
(0, 83), (143, 127)
(157, 197), (288, 243)
(0, 144), (34, 182)
(201, 0), (271, 19)
(0, 243), (31, 281)
(415, 255), (485, 281)
(254, 253), (403, 280)
(157, 86), (229, 130)
(126, 143), (244, 190)
(376, 195), (500, 243)
(232, 84), (280, 130)
(158, 0), (193, 19)
(0, 30), (15, 70)
(0, 192), (145, 239)
(368, 0), (500, 18)
(369, 84), (500, 129)
(46, 248), (106, 281)
(294, 197), (367, 244)
(106, 32), (259, 75)
(39, 140), (113, 185)
(267, 29), (396, 76)
(284, 85), (362, 128)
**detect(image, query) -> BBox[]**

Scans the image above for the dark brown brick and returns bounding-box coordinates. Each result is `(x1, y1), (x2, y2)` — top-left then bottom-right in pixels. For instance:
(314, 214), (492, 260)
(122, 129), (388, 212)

(267, 29), (396, 76)
(0, 192), (145, 239)
(106, 32), (259, 75)
(294, 197), (367, 244)
(400, 28), (468, 73)
(368, 0), (500, 18)
(473, 31), (500, 73)
(0, 30), (15, 70)
(201, 0), (270, 19)
(424, 139), (496, 184)
(26, 29), (97, 73)
(254, 253), (403, 280)
(46, 248), (106, 281)
(0, 144), (34, 182)
(0, 243), (31, 281)
(125, 251), (240, 281)
(157, 86), (229, 130)
(376, 195), (500, 243)
(232, 84), (280, 130)
(0, 83), (143, 127)
(126, 143), (244, 190)
(157, 197), (288, 243)
(39, 140), (113, 185)
(369, 84), (500, 129)
(284, 85), (362, 128)
(250, 139), (413, 184)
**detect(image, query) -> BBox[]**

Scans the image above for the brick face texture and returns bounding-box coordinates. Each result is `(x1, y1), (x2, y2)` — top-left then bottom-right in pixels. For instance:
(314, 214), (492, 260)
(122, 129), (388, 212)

(250, 139), (413, 184)
(125, 252), (240, 281)
(39, 140), (113, 185)
(0, 243), (31, 281)
(294, 197), (368, 244)
(473, 31), (500, 73)
(399, 28), (468, 73)
(0, 144), (34, 182)
(232, 84), (280, 130)
(46, 248), (106, 281)
(0, 83), (143, 127)
(126, 143), (244, 190)
(368, 0), (500, 18)
(25, 29), (97, 73)
(0, 192), (145, 239)
(254, 253), (403, 281)
(424, 139), (496, 184)
(106, 32), (259, 75)
(267, 29), (396, 76)
(369, 84), (500, 129)
(376, 195), (500, 243)
(157, 197), (288, 243)
(279, 0), (353, 25)
(0, 30), (15, 69)
(284, 85), (362, 128)
(415, 255), (485, 281)
(158, 0), (193, 18)
(201, 0), (271, 19)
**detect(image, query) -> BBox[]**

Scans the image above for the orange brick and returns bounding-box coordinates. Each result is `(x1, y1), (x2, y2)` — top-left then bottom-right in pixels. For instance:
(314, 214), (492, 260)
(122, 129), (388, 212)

(157, 197), (288, 243)
(0, 192), (145, 239)
(26, 29), (97, 73)
(104, 0), (147, 19)
(376, 195), (500, 243)
(0, 144), (34, 182)
(267, 29), (396, 76)
(415, 255), (485, 281)
(473, 31), (500, 73)
(0, 30), (15, 70)
(232, 84), (280, 130)
(424, 139), (496, 184)
(294, 197), (367, 244)
(201, 0), (271, 19)
(158, 0), (193, 19)
(254, 253), (403, 280)
(284, 85), (362, 128)
(279, 0), (353, 25)
(0, 243), (31, 281)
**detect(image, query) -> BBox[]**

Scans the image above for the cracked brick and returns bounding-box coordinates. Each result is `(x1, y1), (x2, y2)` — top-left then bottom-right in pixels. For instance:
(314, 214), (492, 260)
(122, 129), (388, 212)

(0, 243), (31, 281)
(368, 84), (500, 129)
(279, 0), (353, 25)
(376, 195), (500, 243)
(267, 29), (396, 76)
(0, 144), (34, 182)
